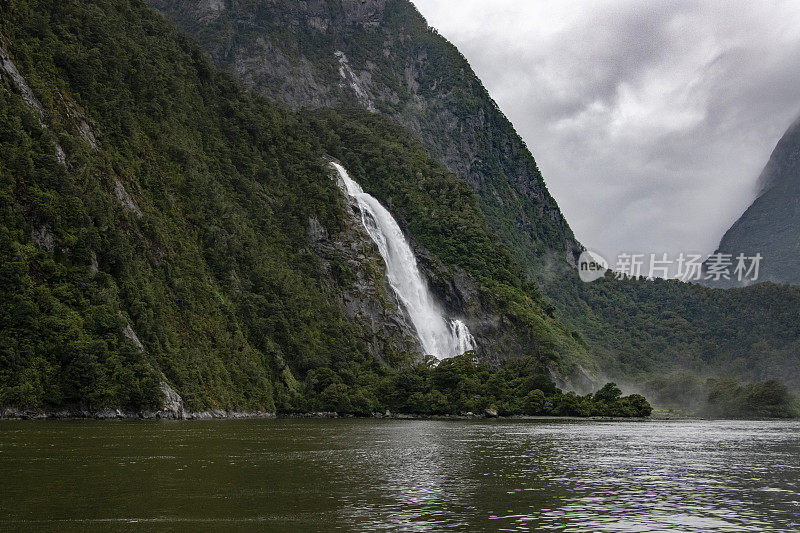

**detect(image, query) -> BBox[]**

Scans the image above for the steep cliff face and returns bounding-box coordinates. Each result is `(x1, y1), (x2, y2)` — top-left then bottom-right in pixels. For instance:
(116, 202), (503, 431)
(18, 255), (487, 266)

(309, 202), (423, 365)
(147, 0), (583, 271)
(709, 116), (800, 286)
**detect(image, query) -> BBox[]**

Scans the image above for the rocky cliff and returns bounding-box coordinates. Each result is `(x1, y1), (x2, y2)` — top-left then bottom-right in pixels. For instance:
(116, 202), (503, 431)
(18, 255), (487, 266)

(147, 0), (583, 272)
(309, 188), (422, 365)
(708, 116), (800, 286)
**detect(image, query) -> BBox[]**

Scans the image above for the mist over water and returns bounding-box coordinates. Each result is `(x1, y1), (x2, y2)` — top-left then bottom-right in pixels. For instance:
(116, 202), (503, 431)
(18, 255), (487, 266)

(331, 162), (475, 359)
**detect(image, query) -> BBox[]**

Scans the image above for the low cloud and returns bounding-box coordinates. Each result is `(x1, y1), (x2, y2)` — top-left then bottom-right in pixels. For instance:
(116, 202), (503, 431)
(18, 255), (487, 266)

(412, 0), (800, 267)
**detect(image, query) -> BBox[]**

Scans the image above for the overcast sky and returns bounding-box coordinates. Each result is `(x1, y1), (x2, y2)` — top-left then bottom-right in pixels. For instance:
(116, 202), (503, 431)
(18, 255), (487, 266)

(412, 0), (800, 265)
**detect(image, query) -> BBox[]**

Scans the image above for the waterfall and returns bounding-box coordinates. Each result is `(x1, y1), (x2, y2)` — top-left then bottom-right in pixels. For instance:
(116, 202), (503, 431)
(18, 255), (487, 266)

(331, 162), (476, 359)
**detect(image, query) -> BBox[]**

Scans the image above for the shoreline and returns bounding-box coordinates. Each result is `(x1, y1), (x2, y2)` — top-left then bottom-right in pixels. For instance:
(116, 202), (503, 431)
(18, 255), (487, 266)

(0, 407), (276, 421)
(0, 406), (658, 421)
(3, 407), (785, 421)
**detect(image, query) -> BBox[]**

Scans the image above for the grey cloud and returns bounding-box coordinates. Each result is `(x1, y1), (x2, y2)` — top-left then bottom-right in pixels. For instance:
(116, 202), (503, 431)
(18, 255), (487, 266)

(412, 0), (800, 269)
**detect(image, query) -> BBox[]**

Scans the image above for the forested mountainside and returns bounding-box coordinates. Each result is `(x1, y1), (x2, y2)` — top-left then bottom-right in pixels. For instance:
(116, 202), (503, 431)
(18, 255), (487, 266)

(708, 115), (800, 287)
(544, 274), (800, 392)
(1, 0), (606, 415)
(146, 0), (584, 272)
(146, 0), (799, 410)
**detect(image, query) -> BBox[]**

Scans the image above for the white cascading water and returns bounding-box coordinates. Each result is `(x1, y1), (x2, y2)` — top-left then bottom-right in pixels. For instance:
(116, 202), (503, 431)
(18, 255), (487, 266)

(331, 162), (476, 359)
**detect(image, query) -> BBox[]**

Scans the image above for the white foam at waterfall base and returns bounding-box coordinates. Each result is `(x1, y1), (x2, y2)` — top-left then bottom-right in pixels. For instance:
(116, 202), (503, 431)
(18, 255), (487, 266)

(330, 161), (476, 359)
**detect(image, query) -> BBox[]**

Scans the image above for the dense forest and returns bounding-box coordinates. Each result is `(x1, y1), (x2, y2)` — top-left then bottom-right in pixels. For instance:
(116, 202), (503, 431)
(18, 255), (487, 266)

(1, 0), (352, 410)
(296, 354), (652, 418)
(539, 271), (800, 391)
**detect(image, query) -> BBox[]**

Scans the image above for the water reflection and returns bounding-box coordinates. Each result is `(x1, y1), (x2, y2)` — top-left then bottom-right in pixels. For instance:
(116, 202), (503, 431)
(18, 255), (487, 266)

(0, 419), (798, 531)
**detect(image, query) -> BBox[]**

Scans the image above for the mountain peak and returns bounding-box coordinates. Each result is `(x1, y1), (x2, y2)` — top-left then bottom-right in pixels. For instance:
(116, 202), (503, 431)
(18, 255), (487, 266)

(711, 112), (800, 286)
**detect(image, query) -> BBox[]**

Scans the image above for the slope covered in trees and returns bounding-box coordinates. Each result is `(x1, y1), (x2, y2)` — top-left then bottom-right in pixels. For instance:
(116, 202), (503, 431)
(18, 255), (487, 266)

(541, 271), (800, 392)
(0, 0), (591, 414)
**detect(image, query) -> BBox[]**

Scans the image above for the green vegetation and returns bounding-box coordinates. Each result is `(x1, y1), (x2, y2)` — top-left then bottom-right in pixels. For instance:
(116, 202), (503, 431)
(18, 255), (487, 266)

(295, 354), (651, 417)
(539, 270), (800, 395)
(150, 0), (800, 417)
(0, 0), (371, 411)
(308, 109), (587, 367)
(151, 0), (583, 270)
(707, 379), (797, 418)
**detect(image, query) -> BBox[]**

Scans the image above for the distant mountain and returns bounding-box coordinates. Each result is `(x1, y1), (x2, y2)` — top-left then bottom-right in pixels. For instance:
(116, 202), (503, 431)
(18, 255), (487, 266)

(710, 116), (800, 286)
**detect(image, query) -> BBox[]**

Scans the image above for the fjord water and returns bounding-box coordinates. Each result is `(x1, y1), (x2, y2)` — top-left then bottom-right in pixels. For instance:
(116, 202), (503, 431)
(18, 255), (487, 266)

(331, 162), (475, 358)
(1, 420), (798, 532)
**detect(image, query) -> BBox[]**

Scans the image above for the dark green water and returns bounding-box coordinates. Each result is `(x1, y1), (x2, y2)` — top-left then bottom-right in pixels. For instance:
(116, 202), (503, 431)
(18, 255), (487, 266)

(0, 419), (798, 532)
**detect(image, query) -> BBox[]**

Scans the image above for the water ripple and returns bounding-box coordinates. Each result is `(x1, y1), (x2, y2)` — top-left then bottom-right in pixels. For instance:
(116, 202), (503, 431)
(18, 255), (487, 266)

(0, 419), (798, 531)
